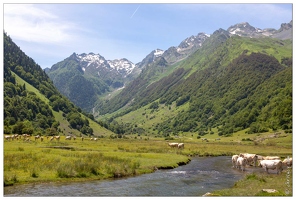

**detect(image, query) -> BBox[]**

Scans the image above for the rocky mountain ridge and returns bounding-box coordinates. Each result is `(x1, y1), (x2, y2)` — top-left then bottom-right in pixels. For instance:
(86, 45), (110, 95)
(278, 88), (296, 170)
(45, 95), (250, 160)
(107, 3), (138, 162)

(45, 20), (292, 112)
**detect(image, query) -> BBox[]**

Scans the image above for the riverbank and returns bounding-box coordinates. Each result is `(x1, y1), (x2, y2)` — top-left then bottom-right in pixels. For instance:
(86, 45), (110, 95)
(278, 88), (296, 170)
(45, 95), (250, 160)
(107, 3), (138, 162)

(207, 167), (293, 196)
(4, 134), (292, 196)
(4, 137), (192, 187)
(3, 156), (247, 196)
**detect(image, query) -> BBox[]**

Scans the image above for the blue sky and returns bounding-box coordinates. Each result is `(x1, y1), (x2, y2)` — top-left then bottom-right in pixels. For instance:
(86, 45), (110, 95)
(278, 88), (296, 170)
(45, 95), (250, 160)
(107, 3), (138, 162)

(3, 2), (293, 69)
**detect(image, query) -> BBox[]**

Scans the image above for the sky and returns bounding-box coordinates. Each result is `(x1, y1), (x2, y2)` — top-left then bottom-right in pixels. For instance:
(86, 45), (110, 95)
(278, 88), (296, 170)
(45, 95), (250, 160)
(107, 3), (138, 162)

(2, 1), (293, 69)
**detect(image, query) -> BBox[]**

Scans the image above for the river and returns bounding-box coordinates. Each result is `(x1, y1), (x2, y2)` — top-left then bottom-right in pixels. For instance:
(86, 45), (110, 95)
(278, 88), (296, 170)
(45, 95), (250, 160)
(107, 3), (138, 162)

(4, 156), (263, 197)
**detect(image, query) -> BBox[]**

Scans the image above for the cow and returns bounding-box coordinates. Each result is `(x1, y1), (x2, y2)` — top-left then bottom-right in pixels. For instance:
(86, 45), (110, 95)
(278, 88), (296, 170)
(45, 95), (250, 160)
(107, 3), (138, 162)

(232, 155), (239, 168)
(282, 158), (292, 167)
(263, 156), (281, 160)
(34, 135), (40, 141)
(259, 160), (283, 174)
(239, 153), (258, 167)
(168, 143), (179, 148)
(54, 136), (60, 141)
(201, 138), (208, 142)
(40, 137), (44, 142)
(4, 135), (11, 141)
(65, 136), (72, 140)
(81, 137), (84, 141)
(94, 138), (98, 141)
(50, 137), (54, 141)
(178, 143), (184, 149)
(236, 157), (247, 171)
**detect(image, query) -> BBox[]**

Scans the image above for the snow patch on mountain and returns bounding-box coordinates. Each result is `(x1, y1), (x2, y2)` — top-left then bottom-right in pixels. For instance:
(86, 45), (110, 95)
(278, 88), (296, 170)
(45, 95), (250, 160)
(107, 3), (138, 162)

(74, 52), (135, 77)
(154, 49), (164, 57)
(108, 59), (136, 77)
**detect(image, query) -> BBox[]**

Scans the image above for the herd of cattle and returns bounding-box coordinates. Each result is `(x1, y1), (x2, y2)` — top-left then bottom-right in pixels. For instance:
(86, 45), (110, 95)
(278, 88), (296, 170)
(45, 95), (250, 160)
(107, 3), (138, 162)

(3, 134), (100, 142)
(232, 153), (292, 174)
(4, 135), (292, 174)
(168, 142), (185, 149)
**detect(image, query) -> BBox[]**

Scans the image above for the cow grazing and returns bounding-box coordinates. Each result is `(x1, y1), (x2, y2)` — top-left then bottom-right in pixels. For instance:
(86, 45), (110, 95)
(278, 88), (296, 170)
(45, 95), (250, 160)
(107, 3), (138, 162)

(4, 135), (11, 141)
(263, 156), (281, 160)
(239, 153), (258, 167)
(232, 155), (239, 168)
(54, 136), (60, 141)
(81, 137), (84, 141)
(201, 138), (208, 142)
(178, 143), (184, 149)
(259, 160), (283, 174)
(65, 136), (72, 140)
(168, 143), (179, 148)
(50, 137), (54, 141)
(236, 157), (247, 171)
(34, 135), (40, 141)
(40, 137), (44, 142)
(282, 158), (292, 167)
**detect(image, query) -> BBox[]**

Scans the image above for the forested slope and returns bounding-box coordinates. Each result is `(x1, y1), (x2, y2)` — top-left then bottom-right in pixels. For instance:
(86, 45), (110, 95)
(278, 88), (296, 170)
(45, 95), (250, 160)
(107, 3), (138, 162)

(101, 34), (292, 136)
(3, 32), (114, 136)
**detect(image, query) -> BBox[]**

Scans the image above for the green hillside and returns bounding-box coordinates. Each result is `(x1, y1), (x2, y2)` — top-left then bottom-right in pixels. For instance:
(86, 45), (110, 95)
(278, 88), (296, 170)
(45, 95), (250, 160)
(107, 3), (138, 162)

(3, 32), (114, 137)
(100, 34), (292, 137)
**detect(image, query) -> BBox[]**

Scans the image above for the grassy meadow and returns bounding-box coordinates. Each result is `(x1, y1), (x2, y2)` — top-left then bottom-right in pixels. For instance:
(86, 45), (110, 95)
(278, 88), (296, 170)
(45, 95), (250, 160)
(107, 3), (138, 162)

(3, 130), (292, 196)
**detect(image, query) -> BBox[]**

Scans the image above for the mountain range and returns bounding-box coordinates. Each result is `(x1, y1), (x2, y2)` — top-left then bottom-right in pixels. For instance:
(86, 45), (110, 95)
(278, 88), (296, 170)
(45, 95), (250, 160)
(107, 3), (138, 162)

(5, 20), (291, 138)
(45, 20), (292, 115)
(94, 20), (292, 136)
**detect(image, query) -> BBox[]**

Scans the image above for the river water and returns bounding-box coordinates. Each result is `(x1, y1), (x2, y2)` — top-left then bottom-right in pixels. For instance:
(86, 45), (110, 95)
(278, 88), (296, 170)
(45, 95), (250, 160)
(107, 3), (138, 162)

(4, 156), (263, 197)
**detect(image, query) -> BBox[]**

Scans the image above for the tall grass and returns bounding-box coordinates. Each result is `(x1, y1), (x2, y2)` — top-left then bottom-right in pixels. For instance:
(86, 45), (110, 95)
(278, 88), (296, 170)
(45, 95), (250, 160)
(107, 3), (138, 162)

(4, 133), (292, 189)
(211, 171), (292, 196)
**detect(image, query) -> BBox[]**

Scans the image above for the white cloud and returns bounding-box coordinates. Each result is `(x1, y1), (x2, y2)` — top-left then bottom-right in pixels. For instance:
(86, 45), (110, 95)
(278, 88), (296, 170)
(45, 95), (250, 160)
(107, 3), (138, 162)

(4, 4), (78, 44)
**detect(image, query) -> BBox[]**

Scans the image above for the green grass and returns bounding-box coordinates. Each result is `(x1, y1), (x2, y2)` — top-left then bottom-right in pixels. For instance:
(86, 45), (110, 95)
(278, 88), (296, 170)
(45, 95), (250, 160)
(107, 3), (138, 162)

(3, 136), (189, 185)
(4, 130), (292, 191)
(211, 170), (292, 196)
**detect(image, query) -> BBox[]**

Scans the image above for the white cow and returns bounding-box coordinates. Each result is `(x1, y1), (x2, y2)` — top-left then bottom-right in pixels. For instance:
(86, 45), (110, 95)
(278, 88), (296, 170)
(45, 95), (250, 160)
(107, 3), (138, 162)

(282, 158), (292, 167)
(168, 143), (179, 148)
(54, 136), (60, 141)
(65, 136), (72, 140)
(259, 160), (283, 174)
(232, 155), (239, 168)
(178, 143), (184, 149)
(239, 153), (258, 167)
(237, 157), (247, 171)
(263, 156), (281, 160)
(4, 135), (11, 141)
(34, 135), (40, 141)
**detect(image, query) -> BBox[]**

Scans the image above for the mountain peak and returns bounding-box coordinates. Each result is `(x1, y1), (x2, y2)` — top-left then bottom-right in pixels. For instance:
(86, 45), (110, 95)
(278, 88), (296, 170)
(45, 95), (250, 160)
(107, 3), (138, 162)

(227, 22), (256, 36)
(107, 58), (135, 77)
(153, 49), (164, 57)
